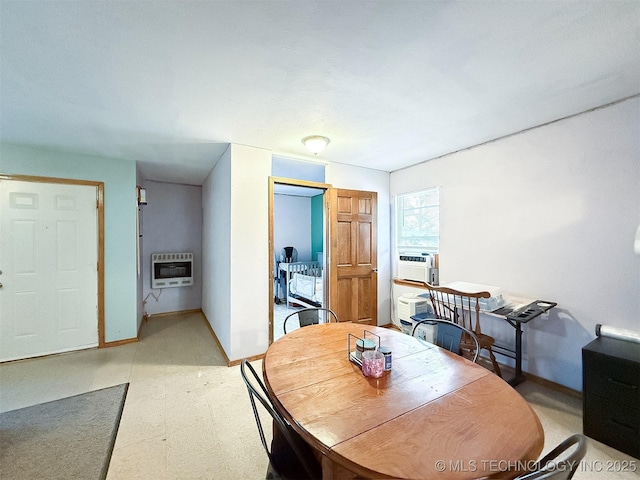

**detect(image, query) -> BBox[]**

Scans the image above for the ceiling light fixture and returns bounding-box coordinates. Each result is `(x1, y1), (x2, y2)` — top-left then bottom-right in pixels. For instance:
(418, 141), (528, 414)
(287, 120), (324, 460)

(302, 135), (330, 155)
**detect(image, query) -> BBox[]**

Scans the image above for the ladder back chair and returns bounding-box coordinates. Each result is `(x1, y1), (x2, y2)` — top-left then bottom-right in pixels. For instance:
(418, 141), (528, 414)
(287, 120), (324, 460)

(423, 283), (502, 377)
(240, 359), (321, 479)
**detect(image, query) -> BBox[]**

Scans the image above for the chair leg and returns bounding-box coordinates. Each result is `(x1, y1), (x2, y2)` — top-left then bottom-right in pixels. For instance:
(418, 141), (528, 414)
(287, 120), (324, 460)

(485, 347), (502, 377)
(265, 462), (279, 479)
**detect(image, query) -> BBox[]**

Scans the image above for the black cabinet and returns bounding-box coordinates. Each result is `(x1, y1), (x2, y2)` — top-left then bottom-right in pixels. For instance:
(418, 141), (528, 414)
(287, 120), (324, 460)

(582, 336), (640, 459)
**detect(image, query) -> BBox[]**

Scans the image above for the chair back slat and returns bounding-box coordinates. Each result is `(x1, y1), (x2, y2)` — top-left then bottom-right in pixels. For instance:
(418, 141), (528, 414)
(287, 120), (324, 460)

(283, 308), (339, 334)
(426, 284), (489, 335)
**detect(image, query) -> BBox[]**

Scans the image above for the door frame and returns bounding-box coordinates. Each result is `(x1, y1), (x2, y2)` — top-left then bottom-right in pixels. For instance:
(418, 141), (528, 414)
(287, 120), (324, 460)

(0, 174), (106, 347)
(268, 176), (332, 344)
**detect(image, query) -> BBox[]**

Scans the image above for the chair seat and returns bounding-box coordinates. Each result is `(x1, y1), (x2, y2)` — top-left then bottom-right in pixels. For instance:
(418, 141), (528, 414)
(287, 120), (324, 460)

(461, 332), (501, 376)
(461, 331), (493, 348)
(477, 332), (495, 347)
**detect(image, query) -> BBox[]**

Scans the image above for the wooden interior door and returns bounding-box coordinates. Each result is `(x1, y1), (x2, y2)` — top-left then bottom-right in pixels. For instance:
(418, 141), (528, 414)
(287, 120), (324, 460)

(329, 189), (377, 325)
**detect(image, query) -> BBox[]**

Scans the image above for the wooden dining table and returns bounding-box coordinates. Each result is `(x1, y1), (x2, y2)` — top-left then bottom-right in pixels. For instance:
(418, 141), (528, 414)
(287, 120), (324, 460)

(262, 322), (544, 480)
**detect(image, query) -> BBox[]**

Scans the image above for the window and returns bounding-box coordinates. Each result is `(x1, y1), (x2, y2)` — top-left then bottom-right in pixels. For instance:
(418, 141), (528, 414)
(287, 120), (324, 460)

(396, 187), (439, 253)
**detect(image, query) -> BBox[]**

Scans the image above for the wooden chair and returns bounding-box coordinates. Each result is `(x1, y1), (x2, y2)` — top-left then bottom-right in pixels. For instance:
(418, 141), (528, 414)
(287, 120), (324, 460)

(411, 318), (480, 362)
(240, 359), (322, 480)
(283, 307), (338, 334)
(422, 283), (502, 376)
(515, 434), (587, 479)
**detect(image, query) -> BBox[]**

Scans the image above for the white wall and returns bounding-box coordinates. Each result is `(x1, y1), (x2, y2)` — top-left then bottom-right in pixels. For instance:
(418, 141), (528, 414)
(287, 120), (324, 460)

(140, 180), (203, 315)
(202, 144), (273, 361)
(202, 146), (232, 353)
(327, 163), (392, 327)
(390, 97), (640, 390)
(274, 194), (312, 262)
(229, 144), (272, 360)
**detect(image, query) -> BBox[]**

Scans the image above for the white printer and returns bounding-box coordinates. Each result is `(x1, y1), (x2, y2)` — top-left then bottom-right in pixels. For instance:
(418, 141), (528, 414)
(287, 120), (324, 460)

(443, 281), (505, 311)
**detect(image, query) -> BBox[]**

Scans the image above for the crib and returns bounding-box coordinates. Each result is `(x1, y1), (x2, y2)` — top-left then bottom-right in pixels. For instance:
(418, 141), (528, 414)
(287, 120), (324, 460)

(278, 261), (324, 308)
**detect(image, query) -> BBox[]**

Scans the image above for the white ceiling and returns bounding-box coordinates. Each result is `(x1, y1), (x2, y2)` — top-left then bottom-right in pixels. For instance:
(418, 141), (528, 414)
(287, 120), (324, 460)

(1, 1), (638, 185)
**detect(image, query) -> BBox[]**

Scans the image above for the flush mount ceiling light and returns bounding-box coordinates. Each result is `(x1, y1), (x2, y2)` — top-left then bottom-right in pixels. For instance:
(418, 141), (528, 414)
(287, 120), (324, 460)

(302, 135), (330, 155)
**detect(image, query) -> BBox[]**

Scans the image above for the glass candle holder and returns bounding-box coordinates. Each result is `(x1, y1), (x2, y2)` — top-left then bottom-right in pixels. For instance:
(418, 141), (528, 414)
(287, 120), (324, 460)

(361, 350), (385, 378)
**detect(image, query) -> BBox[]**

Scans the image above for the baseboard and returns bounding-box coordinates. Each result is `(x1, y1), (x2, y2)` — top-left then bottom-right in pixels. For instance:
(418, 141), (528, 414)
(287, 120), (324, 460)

(137, 314), (146, 338)
(496, 363), (582, 398)
(0, 346), (99, 365)
(100, 315), (144, 348)
(146, 308), (202, 319)
(199, 311), (265, 367)
(103, 337), (138, 348)
(198, 311), (232, 366)
(523, 370), (582, 399)
(228, 352), (265, 367)
(380, 322), (401, 331)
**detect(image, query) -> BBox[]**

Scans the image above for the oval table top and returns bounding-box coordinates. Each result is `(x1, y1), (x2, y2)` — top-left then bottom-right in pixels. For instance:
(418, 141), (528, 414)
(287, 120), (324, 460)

(262, 322), (544, 480)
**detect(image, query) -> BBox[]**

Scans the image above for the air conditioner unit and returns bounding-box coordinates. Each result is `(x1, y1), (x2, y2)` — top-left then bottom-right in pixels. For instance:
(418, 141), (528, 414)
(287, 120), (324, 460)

(397, 294), (430, 322)
(397, 252), (431, 283)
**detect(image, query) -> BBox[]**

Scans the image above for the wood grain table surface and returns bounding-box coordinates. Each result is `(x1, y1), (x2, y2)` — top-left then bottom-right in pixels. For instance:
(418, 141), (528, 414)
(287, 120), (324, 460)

(262, 322), (544, 480)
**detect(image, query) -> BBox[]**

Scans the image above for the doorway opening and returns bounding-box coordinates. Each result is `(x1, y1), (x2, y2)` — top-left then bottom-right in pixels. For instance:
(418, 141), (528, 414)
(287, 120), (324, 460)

(268, 177), (330, 343)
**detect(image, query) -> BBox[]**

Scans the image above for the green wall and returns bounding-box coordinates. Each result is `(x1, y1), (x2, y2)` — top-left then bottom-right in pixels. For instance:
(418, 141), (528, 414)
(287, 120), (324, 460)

(311, 194), (324, 261)
(0, 143), (138, 342)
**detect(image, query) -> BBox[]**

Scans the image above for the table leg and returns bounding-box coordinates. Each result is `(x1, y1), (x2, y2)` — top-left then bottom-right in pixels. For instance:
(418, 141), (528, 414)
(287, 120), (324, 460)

(321, 455), (358, 480)
(508, 322), (526, 387)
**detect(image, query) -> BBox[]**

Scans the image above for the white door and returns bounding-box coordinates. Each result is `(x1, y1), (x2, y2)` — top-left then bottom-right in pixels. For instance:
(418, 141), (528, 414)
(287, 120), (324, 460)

(0, 179), (98, 362)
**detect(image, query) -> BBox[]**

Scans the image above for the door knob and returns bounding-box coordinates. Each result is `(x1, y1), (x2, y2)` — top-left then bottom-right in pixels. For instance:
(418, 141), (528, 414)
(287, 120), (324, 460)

(0, 282), (3, 288)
